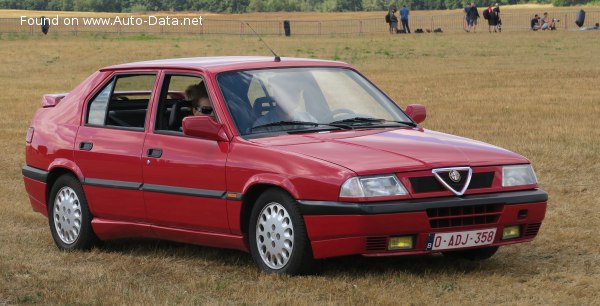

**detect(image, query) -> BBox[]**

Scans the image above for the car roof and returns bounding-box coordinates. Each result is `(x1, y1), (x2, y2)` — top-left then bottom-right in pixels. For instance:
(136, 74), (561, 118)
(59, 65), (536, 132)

(101, 56), (351, 73)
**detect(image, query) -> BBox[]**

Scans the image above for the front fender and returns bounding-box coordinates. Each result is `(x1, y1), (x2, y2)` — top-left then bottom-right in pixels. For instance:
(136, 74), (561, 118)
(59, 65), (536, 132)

(242, 173), (300, 199)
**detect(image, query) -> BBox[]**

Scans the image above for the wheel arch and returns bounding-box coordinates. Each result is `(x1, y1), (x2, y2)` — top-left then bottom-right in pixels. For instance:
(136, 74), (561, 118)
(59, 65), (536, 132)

(239, 181), (297, 235)
(46, 160), (84, 211)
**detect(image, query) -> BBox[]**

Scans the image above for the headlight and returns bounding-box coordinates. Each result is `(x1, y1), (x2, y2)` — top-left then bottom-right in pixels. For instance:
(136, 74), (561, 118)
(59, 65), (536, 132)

(340, 175), (408, 198)
(502, 164), (537, 187)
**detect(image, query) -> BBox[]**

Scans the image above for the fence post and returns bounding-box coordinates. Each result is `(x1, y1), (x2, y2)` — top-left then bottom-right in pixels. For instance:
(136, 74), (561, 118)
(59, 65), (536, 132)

(564, 13), (567, 30)
(74, 22), (77, 36)
(359, 20), (363, 35)
(318, 22), (322, 35)
(30, 24), (33, 35)
(240, 22), (244, 36)
(430, 16), (434, 32)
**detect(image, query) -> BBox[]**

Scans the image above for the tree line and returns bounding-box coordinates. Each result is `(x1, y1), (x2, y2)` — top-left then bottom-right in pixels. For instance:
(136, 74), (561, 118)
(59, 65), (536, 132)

(0, 0), (591, 13)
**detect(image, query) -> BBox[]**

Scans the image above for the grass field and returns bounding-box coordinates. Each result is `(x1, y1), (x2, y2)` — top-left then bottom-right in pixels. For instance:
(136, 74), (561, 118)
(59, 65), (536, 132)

(1, 16), (600, 305)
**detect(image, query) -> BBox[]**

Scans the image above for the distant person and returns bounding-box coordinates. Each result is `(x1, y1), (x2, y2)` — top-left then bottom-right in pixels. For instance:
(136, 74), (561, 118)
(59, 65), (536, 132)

(486, 3), (500, 33)
(400, 5), (411, 34)
(541, 12), (556, 30)
(493, 3), (501, 32)
(387, 6), (398, 34)
(485, 5), (493, 32)
(468, 3), (480, 32)
(464, 5), (471, 32)
(531, 14), (541, 31)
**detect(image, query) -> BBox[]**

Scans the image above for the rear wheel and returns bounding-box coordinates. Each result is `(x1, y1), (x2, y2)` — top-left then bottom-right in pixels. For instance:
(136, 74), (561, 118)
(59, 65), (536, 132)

(443, 246), (499, 260)
(248, 188), (315, 275)
(48, 174), (99, 250)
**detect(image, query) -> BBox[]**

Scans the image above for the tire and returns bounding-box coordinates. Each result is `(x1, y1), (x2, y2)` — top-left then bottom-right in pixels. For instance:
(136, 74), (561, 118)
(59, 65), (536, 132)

(48, 174), (99, 250)
(443, 246), (499, 260)
(248, 188), (315, 275)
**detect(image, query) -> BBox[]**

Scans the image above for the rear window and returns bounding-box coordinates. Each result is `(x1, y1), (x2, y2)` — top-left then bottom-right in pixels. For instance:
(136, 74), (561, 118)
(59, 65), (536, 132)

(86, 74), (156, 130)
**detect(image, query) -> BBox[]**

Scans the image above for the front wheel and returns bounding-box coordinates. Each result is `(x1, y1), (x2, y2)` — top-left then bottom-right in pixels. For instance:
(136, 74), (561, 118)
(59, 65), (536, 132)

(48, 174), (99, 250)
(248, 188), (315, 275)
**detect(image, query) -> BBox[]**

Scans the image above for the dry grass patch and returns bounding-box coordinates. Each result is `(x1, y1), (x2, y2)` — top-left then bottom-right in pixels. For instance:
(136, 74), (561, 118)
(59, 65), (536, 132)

(0, 30), (599, 304)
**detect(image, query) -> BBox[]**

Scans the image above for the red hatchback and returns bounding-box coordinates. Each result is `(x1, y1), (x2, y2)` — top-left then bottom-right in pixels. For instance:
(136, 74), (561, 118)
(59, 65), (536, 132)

(22, 57), (547, 274)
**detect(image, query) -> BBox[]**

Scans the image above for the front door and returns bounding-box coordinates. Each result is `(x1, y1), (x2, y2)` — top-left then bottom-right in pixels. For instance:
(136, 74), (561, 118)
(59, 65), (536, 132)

(142, 73), (229, 232)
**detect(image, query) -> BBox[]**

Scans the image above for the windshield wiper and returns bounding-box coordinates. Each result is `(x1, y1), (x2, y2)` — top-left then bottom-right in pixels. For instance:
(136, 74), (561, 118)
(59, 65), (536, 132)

(330, 117), (384, 124)
(330, 117), (417, 128)
(251, 120), (319, 131)
(251, 120), (353, 134)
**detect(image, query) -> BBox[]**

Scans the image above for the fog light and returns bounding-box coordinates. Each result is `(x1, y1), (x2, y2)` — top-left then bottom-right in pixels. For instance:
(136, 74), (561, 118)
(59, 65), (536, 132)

(388, 236), (413, 250)
(502, 226), (520, 240)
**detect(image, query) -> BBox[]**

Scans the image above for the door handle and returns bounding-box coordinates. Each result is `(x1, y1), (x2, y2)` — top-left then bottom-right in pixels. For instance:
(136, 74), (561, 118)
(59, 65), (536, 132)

(146, 148), (163, 158)
(79, 142), (93, 151)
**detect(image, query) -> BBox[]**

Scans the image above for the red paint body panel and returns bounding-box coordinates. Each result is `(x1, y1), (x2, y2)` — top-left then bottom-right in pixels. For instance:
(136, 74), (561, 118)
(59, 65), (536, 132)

(142, 133), (230, 232)
(151, 224), (247, 252)
(22, 57), (547, 265)
(23, 177), (47, 216)
(226, 139), (353, 201)
(75, 127), (146, 221)
(92, 218), (154, 240)
(306, 202), (546, 259)
(262, 128), (529, 176)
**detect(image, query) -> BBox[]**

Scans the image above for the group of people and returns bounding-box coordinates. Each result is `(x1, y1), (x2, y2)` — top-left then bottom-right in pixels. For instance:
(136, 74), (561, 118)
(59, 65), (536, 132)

(386, 5), (411, 34)
(464, 3), (501, 33)
(530, 12), (557, 31)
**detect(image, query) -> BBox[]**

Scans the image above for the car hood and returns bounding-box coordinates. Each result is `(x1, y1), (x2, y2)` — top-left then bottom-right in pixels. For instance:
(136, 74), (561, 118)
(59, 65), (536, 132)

(250, 128), (529, 175)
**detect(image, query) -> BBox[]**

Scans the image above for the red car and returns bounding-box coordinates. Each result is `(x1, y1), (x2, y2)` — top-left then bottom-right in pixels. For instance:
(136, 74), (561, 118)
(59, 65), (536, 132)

(22, 56), (547, 274)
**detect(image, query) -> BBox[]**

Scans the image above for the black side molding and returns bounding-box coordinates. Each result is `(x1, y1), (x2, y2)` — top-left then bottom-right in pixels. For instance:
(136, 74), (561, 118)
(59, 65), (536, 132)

(82, 178), (142, 190)
(80, 178), (227, 199)
(22, 165), (49, 183)
(297, 189), (548, 215)
(142, 184), (225, 198)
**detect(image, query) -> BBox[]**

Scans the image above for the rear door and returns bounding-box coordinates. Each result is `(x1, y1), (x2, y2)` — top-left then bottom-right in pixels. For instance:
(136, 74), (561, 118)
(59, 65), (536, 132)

(75, 72), (158, 222)
(141, 72), (229, 233)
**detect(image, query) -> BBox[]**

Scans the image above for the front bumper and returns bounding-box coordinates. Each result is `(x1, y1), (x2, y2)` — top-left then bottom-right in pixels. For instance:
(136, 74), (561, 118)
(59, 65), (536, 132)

(299, 189), (547, 259)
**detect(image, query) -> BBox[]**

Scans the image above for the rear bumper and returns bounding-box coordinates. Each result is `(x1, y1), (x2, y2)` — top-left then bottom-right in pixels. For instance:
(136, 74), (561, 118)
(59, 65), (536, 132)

(300, 189), (547, 259)
(22, 165), (48, 216)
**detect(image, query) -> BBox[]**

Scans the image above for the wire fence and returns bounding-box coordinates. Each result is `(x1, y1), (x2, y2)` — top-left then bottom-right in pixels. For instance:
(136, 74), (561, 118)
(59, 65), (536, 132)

(1, 10), (599, 36)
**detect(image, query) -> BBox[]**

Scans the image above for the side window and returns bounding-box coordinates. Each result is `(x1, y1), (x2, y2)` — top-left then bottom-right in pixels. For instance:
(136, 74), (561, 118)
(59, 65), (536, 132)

(86, 74), (156, 129)
(155, 75), (215, 133)
(87, 80), (114, 125)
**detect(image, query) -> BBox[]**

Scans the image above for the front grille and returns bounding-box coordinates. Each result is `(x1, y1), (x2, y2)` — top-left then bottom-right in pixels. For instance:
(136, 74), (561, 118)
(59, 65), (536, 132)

(365, 236), (388, 251)
(427, 204), (503, 228)
(438, 170), (470, 191)
(409, 172), (495, 193)
(524, 223), (542, 237)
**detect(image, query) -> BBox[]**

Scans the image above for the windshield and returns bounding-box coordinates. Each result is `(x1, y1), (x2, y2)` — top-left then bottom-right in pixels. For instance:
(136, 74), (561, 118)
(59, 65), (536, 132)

(217, 67), (413, 137)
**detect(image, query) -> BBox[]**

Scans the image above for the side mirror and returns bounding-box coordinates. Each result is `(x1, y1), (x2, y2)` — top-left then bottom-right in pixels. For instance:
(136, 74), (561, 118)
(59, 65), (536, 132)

(182, 116), (229, 141)
(405, 104), (426, 124)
